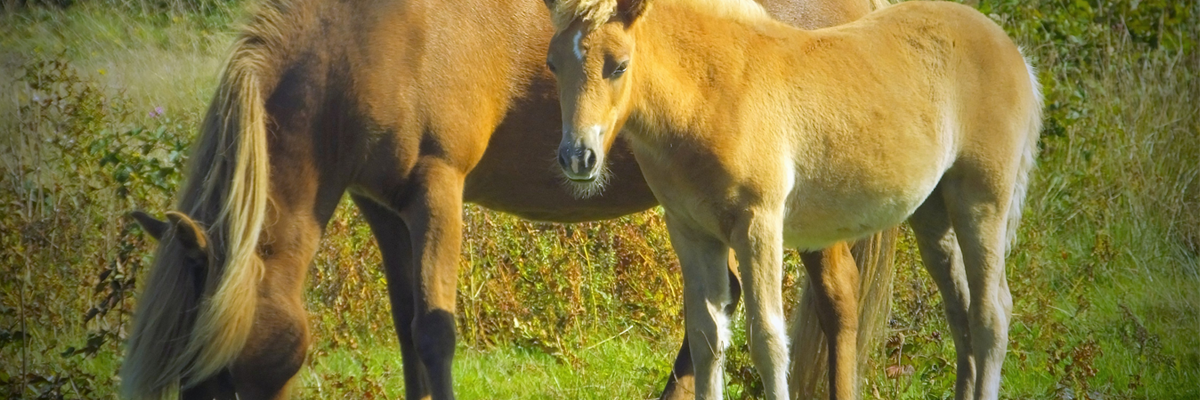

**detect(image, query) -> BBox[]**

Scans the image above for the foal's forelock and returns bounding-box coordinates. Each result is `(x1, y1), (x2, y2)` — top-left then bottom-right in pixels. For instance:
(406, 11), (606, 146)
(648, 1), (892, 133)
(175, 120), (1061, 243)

(549, 0), (620, 30)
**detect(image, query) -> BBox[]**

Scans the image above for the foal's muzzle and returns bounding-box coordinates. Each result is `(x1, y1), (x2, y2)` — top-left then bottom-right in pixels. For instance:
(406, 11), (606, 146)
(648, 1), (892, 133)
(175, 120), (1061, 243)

(558, 126), (605, 181)
(558, 145), (601, 181)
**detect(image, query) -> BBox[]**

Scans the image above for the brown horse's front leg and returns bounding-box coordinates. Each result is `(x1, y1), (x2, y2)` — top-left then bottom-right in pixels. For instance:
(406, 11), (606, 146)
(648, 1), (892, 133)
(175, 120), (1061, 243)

(353, 194), (432, 400)
(660, 254), (742, 400)
(799, 243), (860, 400)
(399, 159), (466, 400)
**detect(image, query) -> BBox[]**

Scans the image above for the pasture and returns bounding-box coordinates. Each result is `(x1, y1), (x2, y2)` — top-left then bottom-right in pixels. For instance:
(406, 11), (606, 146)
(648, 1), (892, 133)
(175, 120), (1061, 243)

(1, 0), (1197, 398)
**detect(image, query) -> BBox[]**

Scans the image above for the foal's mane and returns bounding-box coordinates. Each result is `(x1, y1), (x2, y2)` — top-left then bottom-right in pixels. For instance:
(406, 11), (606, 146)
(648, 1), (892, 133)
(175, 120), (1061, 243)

(550, 0), (774, 30)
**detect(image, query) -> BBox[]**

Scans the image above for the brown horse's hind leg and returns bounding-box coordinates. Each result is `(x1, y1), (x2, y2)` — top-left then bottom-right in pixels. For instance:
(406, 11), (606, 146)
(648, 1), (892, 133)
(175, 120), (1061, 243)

(353, 194), (432, 400)
(799, 243), (859, 400)
(396, 159), (466, 400)
(660, 259), (742, 400)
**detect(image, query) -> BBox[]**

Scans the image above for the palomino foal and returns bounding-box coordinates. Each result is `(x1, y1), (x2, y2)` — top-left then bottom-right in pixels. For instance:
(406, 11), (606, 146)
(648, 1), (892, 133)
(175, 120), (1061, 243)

(544, 0), (1042, 399)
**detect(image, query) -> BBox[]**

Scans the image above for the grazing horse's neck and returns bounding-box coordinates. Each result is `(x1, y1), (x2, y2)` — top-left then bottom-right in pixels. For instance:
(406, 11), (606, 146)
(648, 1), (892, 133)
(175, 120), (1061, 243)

(625, 1), (813, 145)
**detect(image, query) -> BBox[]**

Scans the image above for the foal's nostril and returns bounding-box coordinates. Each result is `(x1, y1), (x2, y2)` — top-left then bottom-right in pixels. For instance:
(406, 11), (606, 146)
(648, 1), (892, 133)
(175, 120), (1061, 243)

(584, 149), (597, 170)
(558, 152), (569, 169)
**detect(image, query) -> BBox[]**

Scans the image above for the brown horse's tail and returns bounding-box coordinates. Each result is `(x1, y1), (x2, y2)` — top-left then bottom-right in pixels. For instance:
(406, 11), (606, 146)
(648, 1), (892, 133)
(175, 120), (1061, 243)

(121, 14), (278, 398)
(787, 228), (899, 400)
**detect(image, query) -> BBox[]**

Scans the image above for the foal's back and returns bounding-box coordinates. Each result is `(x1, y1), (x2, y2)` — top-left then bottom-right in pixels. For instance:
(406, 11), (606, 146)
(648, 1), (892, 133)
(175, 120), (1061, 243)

(742, 2), (1038, 247)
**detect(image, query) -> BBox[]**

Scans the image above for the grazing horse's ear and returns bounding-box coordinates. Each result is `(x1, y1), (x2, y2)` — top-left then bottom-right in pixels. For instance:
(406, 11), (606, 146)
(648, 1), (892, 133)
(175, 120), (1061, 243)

(130, 211), (169, 241)
(617, 0), (648, 24)
(165, 211), (209, 252)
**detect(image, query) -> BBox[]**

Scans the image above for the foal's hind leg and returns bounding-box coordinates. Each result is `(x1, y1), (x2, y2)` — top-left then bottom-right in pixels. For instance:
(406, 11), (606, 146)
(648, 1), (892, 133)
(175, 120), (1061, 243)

(798, 243), (859, 400)
(353, 195), (432, 400)
(909, 187), (976, 400)
(941, 176), (1014, 400)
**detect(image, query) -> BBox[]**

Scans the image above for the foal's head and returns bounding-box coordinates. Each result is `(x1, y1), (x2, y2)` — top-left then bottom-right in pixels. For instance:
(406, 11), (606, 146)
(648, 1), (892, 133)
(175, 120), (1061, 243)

(545, 0), (647, 198)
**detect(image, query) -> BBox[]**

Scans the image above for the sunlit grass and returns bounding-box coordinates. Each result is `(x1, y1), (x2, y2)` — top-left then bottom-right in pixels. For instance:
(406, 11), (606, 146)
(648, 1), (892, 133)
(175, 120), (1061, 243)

(298, 335), (677, 399)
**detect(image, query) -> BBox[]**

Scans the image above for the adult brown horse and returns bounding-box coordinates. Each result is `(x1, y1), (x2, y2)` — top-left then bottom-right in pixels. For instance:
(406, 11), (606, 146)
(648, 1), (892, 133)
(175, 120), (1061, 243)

(120, 0), (894, 399)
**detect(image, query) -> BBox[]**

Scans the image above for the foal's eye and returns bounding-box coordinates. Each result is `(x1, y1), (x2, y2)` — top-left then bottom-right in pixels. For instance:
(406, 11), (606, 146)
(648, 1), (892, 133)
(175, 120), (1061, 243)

(610, 61), (628, 78)
(546, 60), (556, 73)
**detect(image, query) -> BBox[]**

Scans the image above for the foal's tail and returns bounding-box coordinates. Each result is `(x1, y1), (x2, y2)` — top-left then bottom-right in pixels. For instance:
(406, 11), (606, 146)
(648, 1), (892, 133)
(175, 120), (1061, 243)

(787, 228), (899, 399)
(121, 14), (278, 398)
(1008, 56), (1043, 252)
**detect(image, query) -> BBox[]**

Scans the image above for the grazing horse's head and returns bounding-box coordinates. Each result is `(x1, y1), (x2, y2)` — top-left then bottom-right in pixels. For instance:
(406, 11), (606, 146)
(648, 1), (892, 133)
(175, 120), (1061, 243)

(545, 0), (647, 198)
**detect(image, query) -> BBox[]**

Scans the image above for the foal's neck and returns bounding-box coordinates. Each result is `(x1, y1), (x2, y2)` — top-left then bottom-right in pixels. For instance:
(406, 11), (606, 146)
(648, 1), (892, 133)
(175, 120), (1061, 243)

(627, 1), (809, 142)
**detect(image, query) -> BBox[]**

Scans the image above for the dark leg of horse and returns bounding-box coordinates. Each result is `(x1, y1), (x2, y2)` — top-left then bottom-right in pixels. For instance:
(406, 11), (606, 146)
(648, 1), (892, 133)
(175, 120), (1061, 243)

(799, 243), (860, 400)
(353, 194), (432, 400)
(660, 263), (741, 400)
(397, 159), (466, 400)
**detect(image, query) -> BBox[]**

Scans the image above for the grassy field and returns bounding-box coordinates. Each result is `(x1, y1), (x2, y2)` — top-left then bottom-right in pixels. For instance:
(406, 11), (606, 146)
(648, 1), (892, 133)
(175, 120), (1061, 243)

(1, 0), (1197, 399)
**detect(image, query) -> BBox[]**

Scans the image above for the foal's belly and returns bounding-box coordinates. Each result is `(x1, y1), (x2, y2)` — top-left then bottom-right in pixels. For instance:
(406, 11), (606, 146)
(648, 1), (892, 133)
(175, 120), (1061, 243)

(780, 188), (928, 250)
(779, 155), (946, 250)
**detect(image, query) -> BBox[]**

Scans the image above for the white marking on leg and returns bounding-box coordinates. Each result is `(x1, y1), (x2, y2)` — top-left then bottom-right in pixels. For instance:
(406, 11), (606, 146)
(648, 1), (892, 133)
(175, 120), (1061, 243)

(707, 299), (732, 351)
(768, 312), (789, 355)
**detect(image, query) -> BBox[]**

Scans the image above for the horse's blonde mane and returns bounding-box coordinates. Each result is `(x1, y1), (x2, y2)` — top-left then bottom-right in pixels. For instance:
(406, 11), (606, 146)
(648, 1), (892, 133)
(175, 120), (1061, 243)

(551, 0), (773, 30)
(121, 0), (304, 397)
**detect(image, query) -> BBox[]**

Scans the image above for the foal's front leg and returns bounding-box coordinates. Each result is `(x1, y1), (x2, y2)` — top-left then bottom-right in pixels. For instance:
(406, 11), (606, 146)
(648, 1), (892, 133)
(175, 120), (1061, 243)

(731, 210), (790, 400)
(660, 255), (742, 400)
(665, 215), (735, 400)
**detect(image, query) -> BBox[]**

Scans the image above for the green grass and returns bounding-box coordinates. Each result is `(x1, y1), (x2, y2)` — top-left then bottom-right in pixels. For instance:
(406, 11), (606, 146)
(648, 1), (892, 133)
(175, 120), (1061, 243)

(298, 335), (678, 399)
(2, 0), (1197, 399)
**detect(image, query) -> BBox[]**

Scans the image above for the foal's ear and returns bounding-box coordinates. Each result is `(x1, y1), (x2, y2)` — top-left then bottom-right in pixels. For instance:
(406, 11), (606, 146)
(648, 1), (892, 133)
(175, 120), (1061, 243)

(617, 0), (648, 24)
(131, 211), (169, 241)
(165, 211), (209, 252)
